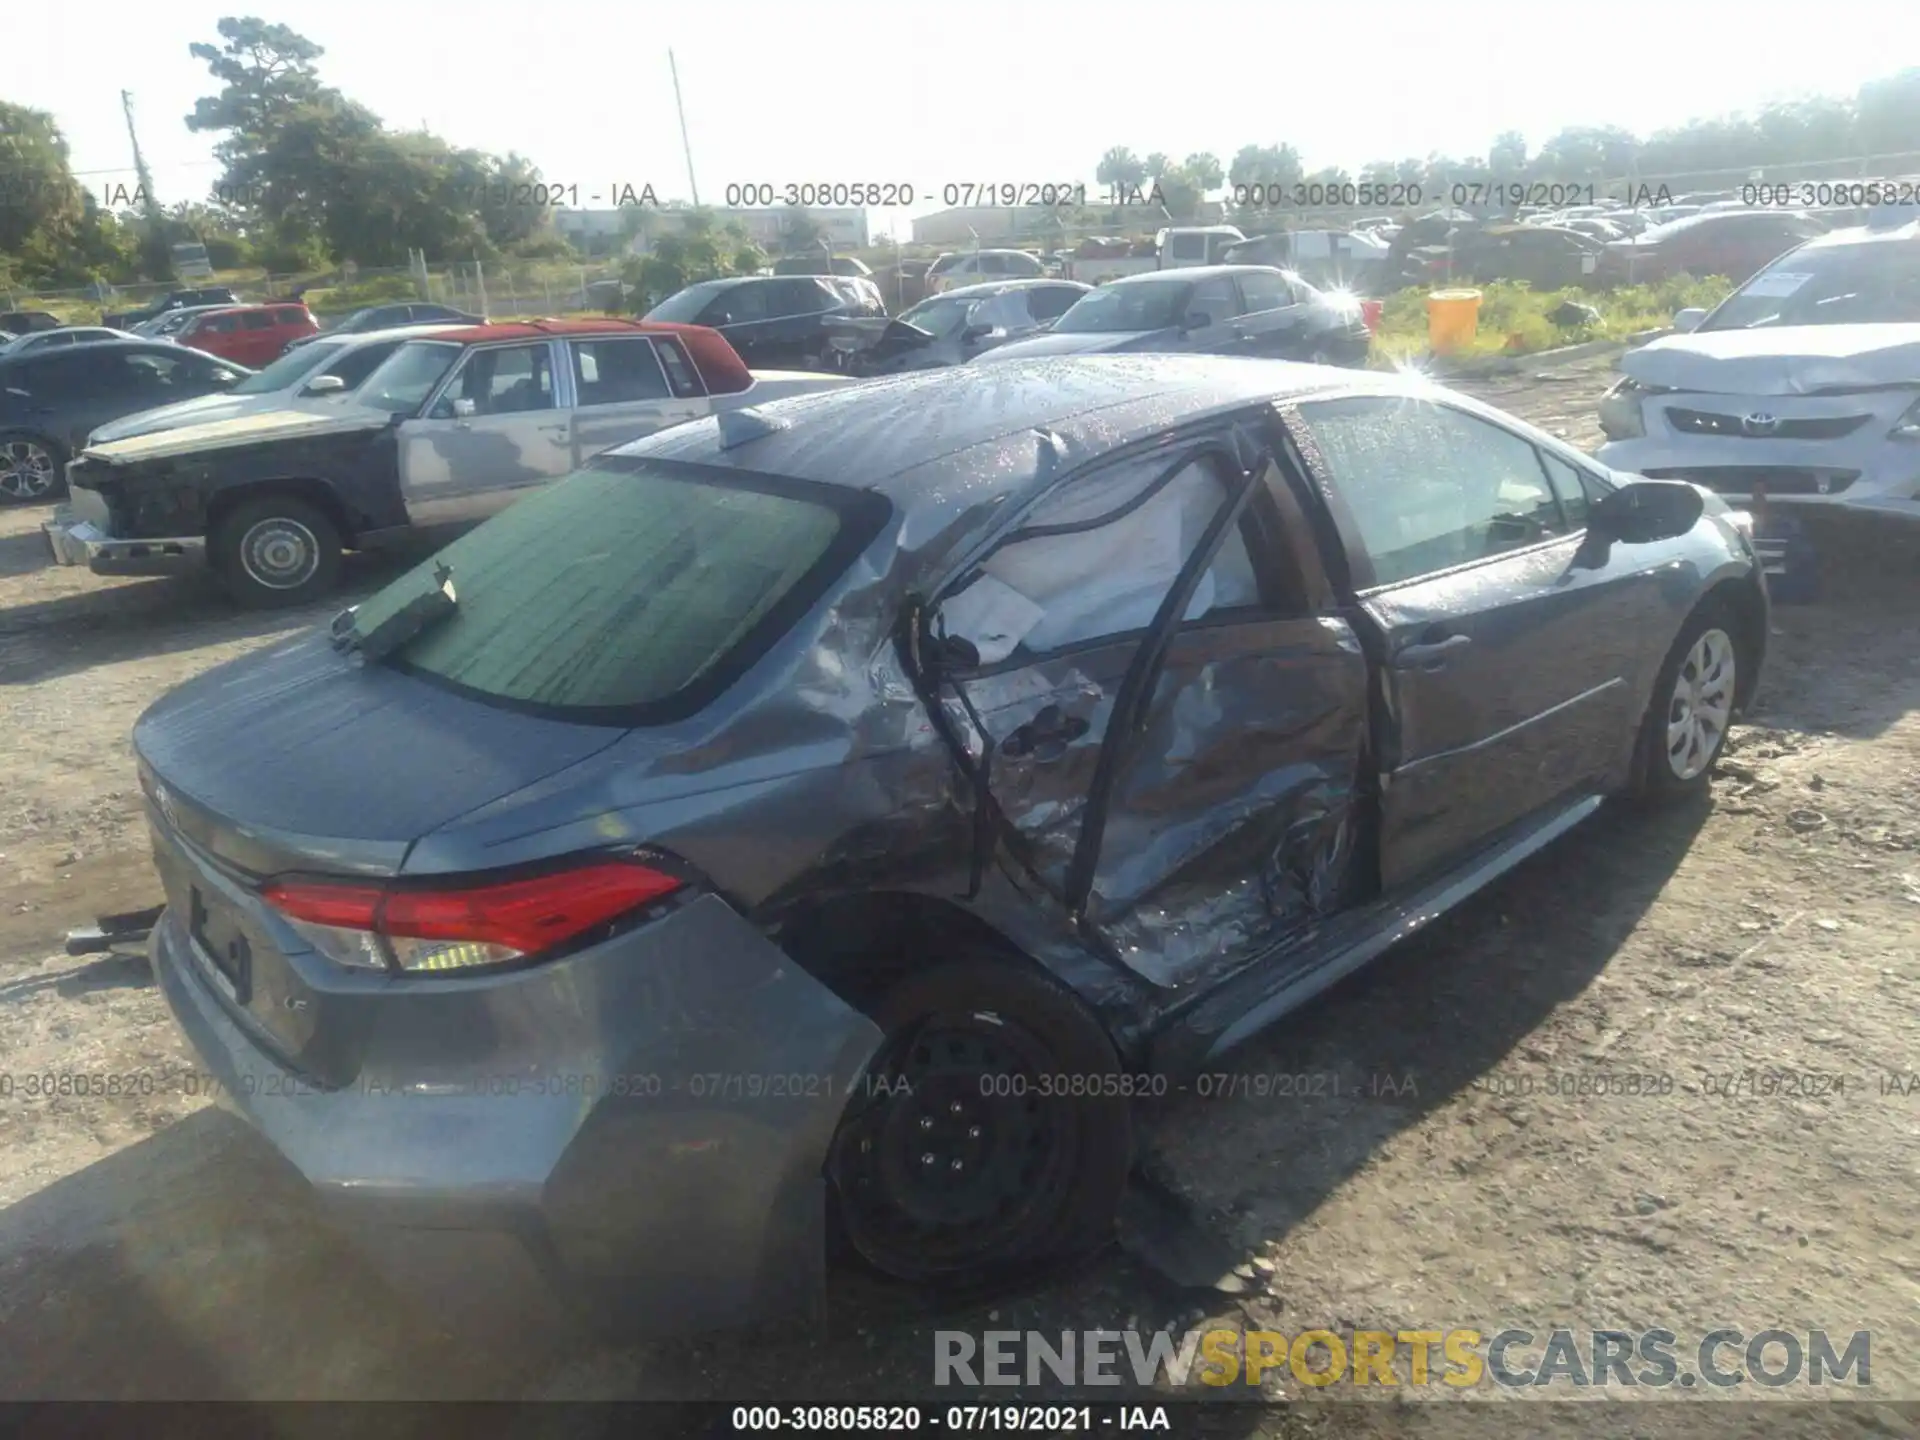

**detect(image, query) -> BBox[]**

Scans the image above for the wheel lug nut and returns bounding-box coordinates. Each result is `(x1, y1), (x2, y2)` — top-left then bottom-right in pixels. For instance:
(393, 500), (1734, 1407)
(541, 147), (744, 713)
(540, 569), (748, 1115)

(919, 1116), (934, 1131)
(921, 1153), (935, 1167)
(968, 1125), (981, 1139)
(950, 1101), (964, 1115)
(950, 1159), (964, 1171)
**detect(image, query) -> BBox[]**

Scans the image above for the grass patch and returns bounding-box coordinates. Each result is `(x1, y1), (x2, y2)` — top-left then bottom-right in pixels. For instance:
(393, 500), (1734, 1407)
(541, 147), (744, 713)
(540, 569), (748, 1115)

(1370, 276), (1731, 362)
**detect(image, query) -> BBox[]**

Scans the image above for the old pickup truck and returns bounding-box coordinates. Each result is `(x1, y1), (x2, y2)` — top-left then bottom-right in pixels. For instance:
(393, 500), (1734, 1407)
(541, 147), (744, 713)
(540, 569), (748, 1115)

(44, 318), (855, 608)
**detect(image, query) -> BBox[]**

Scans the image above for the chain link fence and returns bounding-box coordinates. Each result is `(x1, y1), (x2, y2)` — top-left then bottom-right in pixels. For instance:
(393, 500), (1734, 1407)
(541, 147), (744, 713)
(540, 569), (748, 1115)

(2, 258), (632, 324)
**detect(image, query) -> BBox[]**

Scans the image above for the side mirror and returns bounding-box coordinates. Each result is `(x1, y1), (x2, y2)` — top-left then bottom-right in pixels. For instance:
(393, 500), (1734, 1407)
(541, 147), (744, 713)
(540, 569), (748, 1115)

(1183, 312), (1213, 331)
(1672, 307), (1707, 333)
(302, 373), (347, 395)
(960, 324), (996, 344)
(450, 397), (477, 419)
(1589, 479), (1704, 546)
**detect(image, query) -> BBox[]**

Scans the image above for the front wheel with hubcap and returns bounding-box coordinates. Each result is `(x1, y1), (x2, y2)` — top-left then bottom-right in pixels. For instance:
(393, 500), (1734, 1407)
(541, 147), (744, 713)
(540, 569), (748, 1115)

(827, 959), (1131, 1284)
(1639, 604), (1739, 799)
(0, 433), (67, 504)
(212, 495), (343, 609)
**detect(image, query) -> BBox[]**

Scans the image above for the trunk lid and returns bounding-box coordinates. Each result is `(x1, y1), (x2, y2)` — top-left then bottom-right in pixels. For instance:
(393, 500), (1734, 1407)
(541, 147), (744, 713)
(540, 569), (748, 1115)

(133, 629), (631, 879)
(136, 630), (638, 1082)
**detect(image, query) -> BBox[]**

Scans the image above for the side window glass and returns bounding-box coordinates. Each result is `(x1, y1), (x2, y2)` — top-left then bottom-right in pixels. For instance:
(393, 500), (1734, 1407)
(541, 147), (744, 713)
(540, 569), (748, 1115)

(570, 339), (669, 406)
(457, 343), (555, 415)
(1235, 272), (1291, 314)
(1186, 277), (1240, 324)
(1027, 286), (1080, 322)
(202, 314), (238, 333)
(717, 286), (769, 324)
(653, 338), (704, 398)
(1299, 398), (1567, 587)
(1536, 449), (1594, 528)
(241, 312), (276, 330)
(937, 454), (1261, 663)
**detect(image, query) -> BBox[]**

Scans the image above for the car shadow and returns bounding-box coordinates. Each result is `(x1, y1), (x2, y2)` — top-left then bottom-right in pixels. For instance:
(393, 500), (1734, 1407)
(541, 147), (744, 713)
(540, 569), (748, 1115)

(0, 550), (420, 688)
(1128, 798), (1708, 1242)
(0, 1109), (563, 1406)
(0, 949), (151, 1005)
(1749, 516), (1920, 743)
(0, 526), (56, 580)
(0, 798), (1701, 1419)
(603, 795), (1717, 1409)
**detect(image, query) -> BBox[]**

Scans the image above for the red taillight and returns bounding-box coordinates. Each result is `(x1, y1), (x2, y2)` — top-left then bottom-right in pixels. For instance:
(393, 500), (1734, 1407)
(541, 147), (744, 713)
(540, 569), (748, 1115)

(263, 858), (683, 975)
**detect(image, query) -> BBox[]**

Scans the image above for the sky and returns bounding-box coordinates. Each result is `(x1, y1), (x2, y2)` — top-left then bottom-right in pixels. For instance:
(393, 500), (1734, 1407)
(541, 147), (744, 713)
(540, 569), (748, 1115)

(7, 0), (1909, 240)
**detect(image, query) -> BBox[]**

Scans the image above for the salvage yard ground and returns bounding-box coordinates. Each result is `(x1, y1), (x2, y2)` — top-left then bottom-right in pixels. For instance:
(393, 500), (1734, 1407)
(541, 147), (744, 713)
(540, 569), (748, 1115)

(1, 354), (1917, 1434)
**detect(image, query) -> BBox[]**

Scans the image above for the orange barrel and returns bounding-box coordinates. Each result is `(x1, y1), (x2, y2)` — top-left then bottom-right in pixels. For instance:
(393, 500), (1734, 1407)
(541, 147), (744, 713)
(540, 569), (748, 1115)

(1426, 289), (1482, 353)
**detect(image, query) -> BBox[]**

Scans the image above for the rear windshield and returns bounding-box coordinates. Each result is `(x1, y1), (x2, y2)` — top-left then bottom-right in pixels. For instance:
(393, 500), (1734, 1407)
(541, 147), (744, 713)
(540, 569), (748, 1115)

(349, 456), (890, 722)
(645, 282), (729, 324)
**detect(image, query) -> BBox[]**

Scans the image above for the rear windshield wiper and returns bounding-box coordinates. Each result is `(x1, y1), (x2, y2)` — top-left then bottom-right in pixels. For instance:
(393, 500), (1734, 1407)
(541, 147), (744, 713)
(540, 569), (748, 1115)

(328, 561), (456, 663)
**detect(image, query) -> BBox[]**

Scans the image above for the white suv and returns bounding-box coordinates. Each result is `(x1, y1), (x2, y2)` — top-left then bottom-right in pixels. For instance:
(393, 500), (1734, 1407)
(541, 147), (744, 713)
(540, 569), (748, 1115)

(926, 250), (1048, 294)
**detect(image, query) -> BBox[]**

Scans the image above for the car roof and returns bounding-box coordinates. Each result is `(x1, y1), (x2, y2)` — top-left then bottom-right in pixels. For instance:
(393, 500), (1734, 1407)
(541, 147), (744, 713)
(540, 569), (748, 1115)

(421, 318), (754, 394)
(313, 323), (469, 347)
(1795, 221), (1920, 252)
(188, 303), (311, 319)
(1104, 264), (1280, 286)
(627, 354), (1396, 514)
(918, 279), (1092, 301)
(0, 338), (222, 368)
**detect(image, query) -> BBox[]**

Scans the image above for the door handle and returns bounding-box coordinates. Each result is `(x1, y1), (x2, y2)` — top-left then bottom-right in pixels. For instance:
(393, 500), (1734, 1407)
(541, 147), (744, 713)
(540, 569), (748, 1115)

(1000, 704), (1090, 761)
(1393, 633), (1472, 671)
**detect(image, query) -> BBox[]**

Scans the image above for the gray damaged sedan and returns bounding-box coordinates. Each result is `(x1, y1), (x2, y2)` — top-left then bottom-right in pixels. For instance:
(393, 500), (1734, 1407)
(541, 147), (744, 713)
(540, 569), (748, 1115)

(134, 355), (1767, 1332)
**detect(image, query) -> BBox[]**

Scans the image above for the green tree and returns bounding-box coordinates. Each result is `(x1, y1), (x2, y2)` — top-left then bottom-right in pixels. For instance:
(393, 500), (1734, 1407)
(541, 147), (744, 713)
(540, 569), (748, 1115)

(1227, 144), (1303, 225)
(0, 103), (87, 273)
(1856, 68), (1920, 157)
(1096, 147), (1147, 193)
(779, 205), (826, 253)
(1488, 130), (1528, 177)
(620, 208), (765, 312)
(1182, 152), (1223, 191)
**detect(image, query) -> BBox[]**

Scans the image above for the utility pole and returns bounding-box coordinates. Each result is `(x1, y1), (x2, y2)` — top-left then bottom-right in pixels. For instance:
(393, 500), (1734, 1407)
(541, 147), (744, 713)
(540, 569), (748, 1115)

(121, 90), (170, 279)
(668, 49), (699, 207)
(119, 90), (162, 214)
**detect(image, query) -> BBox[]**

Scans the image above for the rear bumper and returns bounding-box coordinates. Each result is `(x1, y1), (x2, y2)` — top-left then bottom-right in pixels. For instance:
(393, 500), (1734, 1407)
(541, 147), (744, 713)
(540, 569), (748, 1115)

(149, 888), (884, 1335)
(43, 507), (207, 575)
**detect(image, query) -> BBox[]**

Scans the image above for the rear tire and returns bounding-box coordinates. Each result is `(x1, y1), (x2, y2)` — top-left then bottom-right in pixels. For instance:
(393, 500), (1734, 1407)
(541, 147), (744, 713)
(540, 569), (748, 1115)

(211, 494), (343, 610)
(827, 956), (1131, 1283)
(1636, 601), (1740, 802)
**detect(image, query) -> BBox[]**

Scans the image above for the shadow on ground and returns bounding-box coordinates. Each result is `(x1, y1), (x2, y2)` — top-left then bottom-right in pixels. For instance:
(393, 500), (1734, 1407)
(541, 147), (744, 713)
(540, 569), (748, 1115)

(0, 798), (1710, 1414)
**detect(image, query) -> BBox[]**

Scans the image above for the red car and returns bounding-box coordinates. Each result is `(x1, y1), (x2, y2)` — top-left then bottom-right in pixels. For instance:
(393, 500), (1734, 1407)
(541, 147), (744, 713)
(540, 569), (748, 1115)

(175, 303), (319, 367)
(1599, 210), (1826, 286)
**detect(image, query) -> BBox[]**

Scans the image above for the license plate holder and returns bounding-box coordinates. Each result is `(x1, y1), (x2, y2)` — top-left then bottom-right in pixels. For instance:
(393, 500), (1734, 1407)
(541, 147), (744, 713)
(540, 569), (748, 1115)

(189, 885), (253, 1005)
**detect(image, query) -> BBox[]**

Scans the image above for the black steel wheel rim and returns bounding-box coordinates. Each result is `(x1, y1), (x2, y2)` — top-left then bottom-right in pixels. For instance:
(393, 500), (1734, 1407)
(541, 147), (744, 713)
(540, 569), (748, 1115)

(833, 1009), (1078, 1275)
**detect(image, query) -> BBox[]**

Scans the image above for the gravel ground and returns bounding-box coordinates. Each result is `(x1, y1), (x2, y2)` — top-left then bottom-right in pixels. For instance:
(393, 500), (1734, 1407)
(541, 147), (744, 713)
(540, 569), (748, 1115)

(1, 353), (1916, 1438)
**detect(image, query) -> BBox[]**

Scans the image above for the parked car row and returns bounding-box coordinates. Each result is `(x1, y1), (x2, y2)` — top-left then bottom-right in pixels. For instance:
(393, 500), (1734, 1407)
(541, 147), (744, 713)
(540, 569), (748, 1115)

(42, 319), (854, 606)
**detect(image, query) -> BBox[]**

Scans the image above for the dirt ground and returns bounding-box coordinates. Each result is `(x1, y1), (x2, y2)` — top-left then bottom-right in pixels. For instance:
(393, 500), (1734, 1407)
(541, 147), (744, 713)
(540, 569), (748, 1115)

(2, 353), (1917, 1434)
